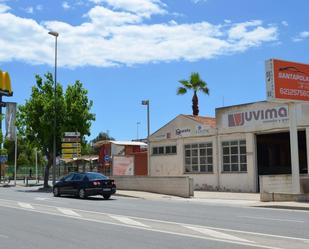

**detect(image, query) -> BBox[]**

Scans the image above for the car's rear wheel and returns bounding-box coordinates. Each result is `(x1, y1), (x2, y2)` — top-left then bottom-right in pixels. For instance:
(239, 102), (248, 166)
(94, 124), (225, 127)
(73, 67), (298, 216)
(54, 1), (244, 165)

(103, 194), (111, 200)
(53, 187), (60, 197)
(79, 189), (86, 199)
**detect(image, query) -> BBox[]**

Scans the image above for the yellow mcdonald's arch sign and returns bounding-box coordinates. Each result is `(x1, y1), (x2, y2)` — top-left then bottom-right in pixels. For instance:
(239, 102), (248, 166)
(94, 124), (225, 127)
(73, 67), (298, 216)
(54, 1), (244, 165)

(0, 70), (13, 96)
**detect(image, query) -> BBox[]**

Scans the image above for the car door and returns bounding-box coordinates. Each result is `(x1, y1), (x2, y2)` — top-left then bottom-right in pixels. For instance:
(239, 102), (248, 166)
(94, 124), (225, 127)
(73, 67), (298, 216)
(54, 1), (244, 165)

(70, 173), (84, 195)
(61, 173), (75, 194)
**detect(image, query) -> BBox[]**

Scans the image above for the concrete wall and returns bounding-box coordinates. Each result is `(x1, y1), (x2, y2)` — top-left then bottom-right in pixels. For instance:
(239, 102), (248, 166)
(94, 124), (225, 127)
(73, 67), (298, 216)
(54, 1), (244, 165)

(260, 175), (293, 194)
(112, 176), (193, 198)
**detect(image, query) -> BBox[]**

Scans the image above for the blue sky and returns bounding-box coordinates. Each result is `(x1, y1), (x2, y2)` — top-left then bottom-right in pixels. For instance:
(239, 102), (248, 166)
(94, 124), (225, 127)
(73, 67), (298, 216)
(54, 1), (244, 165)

(0, 0), (308, 141)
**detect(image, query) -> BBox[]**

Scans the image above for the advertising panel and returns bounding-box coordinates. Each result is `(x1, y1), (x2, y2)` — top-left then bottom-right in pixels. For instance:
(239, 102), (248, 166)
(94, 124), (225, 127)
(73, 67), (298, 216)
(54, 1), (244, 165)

(266, 59), (309, 102)
(113, 156), (134, 176)
(5, 102), (16, 141)
(226, 105), (289, 128)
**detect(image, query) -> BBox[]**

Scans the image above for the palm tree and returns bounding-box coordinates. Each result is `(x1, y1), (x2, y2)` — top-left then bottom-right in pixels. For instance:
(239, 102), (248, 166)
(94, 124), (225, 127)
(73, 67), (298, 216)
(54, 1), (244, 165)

(177, 72), (209, 116)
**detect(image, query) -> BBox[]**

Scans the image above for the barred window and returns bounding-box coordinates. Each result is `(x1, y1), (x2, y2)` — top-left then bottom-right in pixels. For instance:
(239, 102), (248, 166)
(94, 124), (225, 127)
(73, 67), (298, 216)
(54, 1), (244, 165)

(152, 145), (177, 155)
(184, 143), (213, 173)
(222, 140), (247, 172)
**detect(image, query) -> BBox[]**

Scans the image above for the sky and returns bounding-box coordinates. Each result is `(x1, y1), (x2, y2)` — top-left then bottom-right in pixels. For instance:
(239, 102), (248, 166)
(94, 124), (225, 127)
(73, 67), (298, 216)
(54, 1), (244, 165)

(0, 0), (308, 141)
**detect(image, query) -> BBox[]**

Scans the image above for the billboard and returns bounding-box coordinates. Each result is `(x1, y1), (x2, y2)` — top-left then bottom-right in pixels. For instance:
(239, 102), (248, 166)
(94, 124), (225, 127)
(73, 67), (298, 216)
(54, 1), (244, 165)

(113, 156), (134, 176)
(266, 59), (309, 102)
(5, 102), (16, 141)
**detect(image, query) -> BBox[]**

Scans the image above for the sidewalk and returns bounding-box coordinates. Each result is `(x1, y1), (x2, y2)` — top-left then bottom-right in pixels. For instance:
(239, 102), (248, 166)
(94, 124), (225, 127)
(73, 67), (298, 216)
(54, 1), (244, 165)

(116, 190), (309, 211)
(2, 183), (309, 211)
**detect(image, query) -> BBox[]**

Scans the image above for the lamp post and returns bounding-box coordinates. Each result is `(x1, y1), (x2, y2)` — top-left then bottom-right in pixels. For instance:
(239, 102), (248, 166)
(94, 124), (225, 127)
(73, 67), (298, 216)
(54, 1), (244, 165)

(141, 100), (150, 176)
(48, 31), (59, 186)
(136, 122), (140, 140)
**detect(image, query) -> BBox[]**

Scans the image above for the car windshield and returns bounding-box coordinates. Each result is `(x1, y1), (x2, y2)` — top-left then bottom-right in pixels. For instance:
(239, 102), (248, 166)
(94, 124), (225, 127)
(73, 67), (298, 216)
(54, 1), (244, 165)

(86, 172), (108, 180)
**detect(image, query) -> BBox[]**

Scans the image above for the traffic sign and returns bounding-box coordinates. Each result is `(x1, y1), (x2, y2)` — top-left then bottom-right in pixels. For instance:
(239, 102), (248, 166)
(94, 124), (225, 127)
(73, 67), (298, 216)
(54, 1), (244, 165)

(61, 143), (81, 148)
(0, 155), (8, 163)
(62, 148), (81, 154)
(104, 155), (111, 162)
(62, 137), (81, 142)
(61, 154), (80, 159)
(64, 132), (80, 137)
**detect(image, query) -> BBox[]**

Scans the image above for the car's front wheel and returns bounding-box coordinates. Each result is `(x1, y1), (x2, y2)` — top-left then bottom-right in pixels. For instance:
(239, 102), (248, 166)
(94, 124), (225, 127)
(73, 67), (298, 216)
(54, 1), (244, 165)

(78, 189), (86, 199)
(53, 187), (60, 197)
(103, 194), (111, 200)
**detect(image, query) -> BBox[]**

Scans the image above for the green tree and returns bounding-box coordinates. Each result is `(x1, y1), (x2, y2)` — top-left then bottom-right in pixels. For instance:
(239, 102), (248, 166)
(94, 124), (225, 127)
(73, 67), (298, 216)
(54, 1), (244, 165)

(4, 136), (46, 167)
(177, 72), (210, 116)
(16, 73), (95, 188)
(91, 131), (115, 144)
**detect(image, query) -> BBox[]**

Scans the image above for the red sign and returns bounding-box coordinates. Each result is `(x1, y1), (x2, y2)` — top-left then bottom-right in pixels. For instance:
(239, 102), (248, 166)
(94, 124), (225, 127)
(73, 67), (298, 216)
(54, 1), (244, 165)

(266, 59), (309, 102)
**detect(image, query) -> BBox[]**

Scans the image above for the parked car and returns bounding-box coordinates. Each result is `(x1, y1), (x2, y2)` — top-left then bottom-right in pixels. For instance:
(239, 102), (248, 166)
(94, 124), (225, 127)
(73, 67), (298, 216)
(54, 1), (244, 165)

(53, 172), (116, 199)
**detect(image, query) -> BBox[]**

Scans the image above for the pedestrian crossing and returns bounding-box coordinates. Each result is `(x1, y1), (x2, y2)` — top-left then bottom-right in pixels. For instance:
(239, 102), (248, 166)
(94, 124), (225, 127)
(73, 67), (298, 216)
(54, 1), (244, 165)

(0, 198), (308, 249)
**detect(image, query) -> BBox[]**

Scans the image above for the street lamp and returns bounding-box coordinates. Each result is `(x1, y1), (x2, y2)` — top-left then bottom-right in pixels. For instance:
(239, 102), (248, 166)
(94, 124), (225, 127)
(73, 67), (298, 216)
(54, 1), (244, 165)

(48, 31), (59, 186)
(141, 100), (150, 176)
(136, 122), (140, 140)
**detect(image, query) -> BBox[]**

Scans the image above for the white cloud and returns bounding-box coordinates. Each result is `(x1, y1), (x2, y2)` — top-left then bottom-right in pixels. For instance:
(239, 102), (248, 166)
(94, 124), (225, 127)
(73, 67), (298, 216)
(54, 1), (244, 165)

(90, 0), (167, 17)
(25, 6), (34, 14)
(0, 3), (10, 13)
(293, 31), (309, 42)
(0, 5), (278, 68)
(62, 1), (71, 10)
(191, 0), (207, 3)
(85, 6), (142, 26)
(281, 21), (288, 26)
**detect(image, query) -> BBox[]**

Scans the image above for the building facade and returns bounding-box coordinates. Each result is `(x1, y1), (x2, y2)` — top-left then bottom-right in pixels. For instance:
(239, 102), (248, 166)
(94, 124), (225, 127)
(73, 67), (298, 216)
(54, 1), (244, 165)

(149, 101), (309, 192)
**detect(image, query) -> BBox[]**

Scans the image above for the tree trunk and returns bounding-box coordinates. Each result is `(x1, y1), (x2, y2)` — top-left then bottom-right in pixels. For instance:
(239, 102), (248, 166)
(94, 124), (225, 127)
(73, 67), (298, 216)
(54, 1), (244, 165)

(192, 91), (199, 116)
(43, 154), (52, 188)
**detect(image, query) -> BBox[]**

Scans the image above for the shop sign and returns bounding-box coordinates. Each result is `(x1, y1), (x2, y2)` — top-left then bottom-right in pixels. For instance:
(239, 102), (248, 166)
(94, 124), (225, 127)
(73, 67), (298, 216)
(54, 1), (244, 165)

(153, 134), (167, 140)
(175, 127), (191, 137)
(227, 105), (289, 127)
(266, 59), (309, 102)
(195, 125), (209, 135)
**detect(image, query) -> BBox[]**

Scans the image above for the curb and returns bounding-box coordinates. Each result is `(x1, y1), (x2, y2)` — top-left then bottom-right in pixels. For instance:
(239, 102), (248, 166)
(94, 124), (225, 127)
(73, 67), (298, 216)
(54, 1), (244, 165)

(253, 205), (309, 211)
(114, 193), (142, 199)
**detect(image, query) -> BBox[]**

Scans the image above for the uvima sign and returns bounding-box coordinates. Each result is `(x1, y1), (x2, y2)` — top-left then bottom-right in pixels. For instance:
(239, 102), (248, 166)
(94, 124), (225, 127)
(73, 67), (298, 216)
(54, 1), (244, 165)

(266, 59), (309, 102)
(227, 105), (288, 127)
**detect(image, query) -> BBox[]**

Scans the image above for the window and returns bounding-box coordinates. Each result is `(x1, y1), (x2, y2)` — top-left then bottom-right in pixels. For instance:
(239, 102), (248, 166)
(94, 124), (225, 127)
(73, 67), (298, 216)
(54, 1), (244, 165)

(222, 140), (247, 172)
(184, 143), (213, 173)
(72, 173), (84, 181)
(152, 145), (177, 155)
(63, 173), (74, 181)
(165, 145), (177, 155)
(86, 172), (108, 180)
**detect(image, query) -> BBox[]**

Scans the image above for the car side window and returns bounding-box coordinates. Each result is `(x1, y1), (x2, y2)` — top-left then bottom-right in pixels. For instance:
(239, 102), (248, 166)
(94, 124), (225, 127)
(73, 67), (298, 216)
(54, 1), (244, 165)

(64, 173), (74, 181)
(72, 174), (84, 181)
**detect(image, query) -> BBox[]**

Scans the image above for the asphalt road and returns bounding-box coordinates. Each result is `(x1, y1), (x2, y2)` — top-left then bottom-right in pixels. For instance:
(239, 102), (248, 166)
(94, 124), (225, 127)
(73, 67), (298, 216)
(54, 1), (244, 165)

(0, 186), (308, 249)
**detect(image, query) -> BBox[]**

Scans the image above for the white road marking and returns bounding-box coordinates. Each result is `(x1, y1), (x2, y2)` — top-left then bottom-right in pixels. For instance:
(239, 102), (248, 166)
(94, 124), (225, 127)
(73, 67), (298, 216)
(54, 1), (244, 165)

(18, 202), (34, 209)
(109, 215), (149, 227)
(239, 216), (305, 223)
(0, 198), (308, 249)
(0, 234), (8, 239)
(184, 225), (254, 243)
(57, 208), (81, 217)
(35, 197), (51, 201)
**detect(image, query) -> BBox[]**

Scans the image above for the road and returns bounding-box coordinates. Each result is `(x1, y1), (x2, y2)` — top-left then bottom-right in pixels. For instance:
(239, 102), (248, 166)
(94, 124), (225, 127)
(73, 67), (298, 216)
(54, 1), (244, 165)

(0, 186), (308, 249)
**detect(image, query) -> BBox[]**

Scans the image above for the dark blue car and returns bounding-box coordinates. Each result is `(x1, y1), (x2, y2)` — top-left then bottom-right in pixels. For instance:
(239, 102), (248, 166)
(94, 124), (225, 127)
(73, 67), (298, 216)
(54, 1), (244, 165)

(53, 172), (116, 199)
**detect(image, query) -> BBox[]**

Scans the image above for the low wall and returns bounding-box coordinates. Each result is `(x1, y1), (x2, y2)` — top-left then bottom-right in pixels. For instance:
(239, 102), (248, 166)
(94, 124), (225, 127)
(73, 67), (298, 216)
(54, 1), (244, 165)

(112, 176), (194, 198)
(260, 174), (309, 201)
(260, 175), (293, 194)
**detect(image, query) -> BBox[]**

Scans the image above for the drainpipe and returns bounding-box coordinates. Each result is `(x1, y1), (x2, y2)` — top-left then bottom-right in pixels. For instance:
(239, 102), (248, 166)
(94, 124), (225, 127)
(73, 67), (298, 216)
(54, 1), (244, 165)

(215, 128), (220, 190)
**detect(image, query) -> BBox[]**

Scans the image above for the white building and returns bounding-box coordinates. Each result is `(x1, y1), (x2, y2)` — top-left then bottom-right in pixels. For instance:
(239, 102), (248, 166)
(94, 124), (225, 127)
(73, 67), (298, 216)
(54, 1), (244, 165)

(149, 101), (309, 193)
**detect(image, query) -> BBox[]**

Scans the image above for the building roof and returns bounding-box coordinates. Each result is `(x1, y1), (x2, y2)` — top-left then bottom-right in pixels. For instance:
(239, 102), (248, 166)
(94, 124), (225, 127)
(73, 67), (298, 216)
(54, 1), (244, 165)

(94, 140), (147, 148)
(182, 115), (216, 128)
(61, 155), (99, 164)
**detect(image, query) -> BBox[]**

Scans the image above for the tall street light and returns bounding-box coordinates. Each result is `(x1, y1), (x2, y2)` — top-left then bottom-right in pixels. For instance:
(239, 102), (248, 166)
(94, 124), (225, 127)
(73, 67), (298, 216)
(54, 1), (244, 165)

(141, 100), (150, 176)
(136, 121), (140, 140)
(48, 31), (59, 186)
